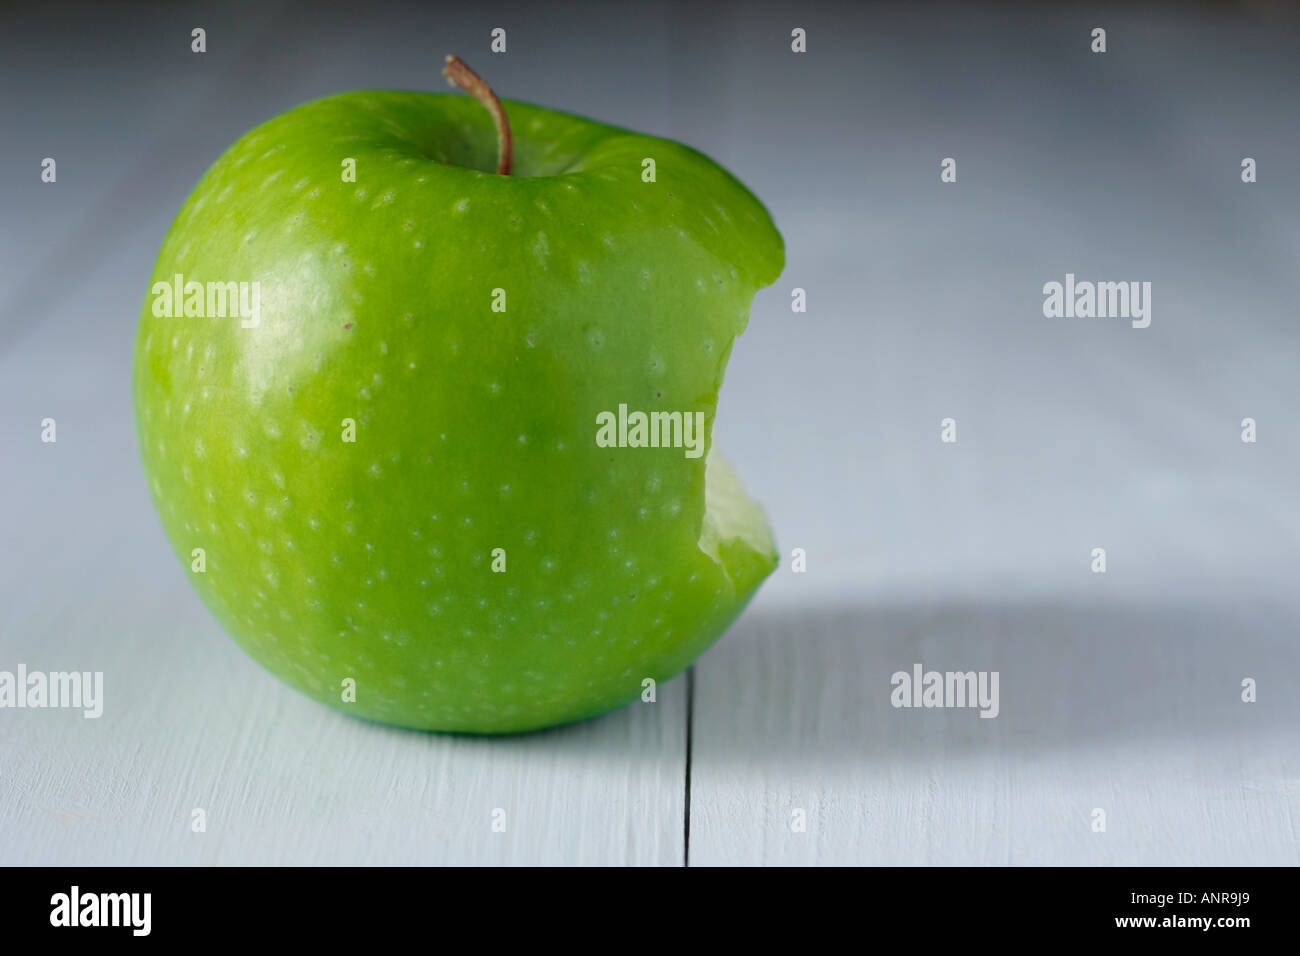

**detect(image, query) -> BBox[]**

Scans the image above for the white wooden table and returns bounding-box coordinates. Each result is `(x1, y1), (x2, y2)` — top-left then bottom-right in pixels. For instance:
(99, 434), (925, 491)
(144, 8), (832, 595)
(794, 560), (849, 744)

(2, 1), (1298, 865)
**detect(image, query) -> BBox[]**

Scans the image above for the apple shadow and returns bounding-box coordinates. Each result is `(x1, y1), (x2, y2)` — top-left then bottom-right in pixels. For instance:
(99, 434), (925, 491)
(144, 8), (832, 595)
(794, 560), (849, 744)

(688, 596), (1300, 768)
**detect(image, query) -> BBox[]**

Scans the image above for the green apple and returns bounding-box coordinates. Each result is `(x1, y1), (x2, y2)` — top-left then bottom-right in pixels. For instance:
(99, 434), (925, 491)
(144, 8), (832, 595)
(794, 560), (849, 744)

(133, 59), (783, 733)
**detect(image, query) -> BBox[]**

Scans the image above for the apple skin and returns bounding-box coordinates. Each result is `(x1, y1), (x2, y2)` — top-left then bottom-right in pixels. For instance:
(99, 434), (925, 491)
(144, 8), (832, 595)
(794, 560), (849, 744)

(133, 91), (783, 733)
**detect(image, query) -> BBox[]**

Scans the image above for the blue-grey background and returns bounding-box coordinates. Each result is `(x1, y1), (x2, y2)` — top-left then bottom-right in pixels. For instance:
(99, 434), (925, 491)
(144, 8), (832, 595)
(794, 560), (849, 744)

(1, 0), (1298, 865)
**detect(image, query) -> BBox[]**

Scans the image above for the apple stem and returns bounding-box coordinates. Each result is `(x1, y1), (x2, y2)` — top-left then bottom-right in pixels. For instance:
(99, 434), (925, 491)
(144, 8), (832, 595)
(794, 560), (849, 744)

(442, 55), (513, 176)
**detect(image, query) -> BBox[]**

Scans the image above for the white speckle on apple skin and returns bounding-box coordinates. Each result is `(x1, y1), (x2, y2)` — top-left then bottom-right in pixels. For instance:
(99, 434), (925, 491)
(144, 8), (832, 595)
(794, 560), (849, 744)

(531, 232), (549, 263)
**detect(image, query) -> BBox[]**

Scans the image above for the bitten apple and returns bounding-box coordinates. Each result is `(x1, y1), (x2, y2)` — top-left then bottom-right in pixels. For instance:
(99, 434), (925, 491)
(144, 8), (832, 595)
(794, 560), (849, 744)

(133, 58), (783, 732)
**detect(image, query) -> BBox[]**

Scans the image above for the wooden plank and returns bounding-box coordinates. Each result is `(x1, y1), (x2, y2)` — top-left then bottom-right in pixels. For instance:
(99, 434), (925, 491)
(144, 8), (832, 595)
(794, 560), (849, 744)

(0, 317), (688, 864)
(689, 600), (1300, 866)
(0, 0), (302, 350)
(689, 7), (1300, 865)
(0, 176), (686, 870)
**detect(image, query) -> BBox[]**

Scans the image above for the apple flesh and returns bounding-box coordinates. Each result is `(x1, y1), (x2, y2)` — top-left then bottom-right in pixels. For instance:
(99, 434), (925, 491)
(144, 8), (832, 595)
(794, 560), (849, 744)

(133, 88), (783, 732)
